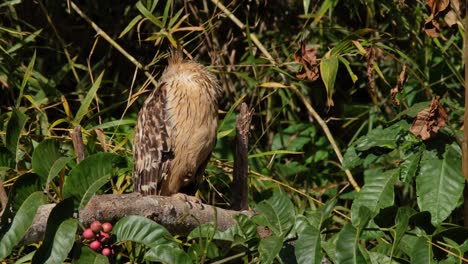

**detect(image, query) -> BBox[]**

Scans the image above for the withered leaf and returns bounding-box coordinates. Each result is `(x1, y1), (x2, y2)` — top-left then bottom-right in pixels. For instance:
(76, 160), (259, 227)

(444, 10), (458, 27)
(409, 96), (447, 140)
(366, 47), (376, 102)
(390, 64), (407, 106)
(424, 15), (441, 38)
(295, 42), (320, 81)
(426, 0), (450, 16)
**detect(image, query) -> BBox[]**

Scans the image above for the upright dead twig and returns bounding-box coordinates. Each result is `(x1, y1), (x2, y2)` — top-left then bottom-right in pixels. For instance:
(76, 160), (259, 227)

(232, 103), (253, 211)
(70, 126), (85, 163)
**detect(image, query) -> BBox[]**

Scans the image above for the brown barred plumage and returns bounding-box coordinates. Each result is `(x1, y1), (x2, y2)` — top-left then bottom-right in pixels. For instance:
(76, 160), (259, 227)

(133, 53), (221, 196)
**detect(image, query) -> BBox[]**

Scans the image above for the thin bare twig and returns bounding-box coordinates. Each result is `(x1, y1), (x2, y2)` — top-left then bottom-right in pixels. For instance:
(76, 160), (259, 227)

(0, 179), (8, 215)
(290, 86), (361, 192)
(69, 1), (158, 88)
(463, 7), (468, 228)
(70, 126), (85, 163)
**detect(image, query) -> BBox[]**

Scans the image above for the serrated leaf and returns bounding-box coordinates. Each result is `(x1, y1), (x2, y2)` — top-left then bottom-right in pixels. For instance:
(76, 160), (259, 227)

(145, 245), (191, 264)
(258, 234), (283, 264)
(416, 143), (464, 226)
(112, 215), (174, 248)
(411, 237), (433, 264)
(254, 190), (295, 236)
(72, 246), (109, 264)
(32, 198), (75, 264)
(32, 139), (71, 186)
(63, 152), (124, 209)
(320, 52), (339, 106)
(336, 224), (367, 264)
(0, 191), (46, 259)
(351, 168), (399, 225)
(295, 220), (322, 264)
(6, 108), (29, 162)
(73, 71), (104, 125)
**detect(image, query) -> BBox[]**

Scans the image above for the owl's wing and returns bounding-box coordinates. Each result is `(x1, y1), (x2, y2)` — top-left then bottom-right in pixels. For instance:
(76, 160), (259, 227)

(133, 82), (173, 195)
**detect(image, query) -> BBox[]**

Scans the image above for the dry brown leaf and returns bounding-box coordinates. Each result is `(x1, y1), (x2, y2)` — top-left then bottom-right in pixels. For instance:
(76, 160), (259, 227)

(424, 15), (441, 38)
(390, 64), (407, 106)
(295, 42), (320, 81)
(444, 10), (458, 27)
(409, 96), (448, 140)
(426, 0), (450, 15)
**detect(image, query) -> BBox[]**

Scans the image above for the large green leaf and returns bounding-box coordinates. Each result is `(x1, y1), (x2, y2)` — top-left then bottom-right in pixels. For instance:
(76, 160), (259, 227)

(62, 152), (124, 209)
(416, 143), (464, 226)
(320, 51), (339, 106)
(351, 168), (399, 224)
(258, 234), (283, 264)
(295, 217), (322, 264)
(5, 108), (29, 162)
(32, 139), (72, 186)
(73, 71), (104, 125)
(0, 191), (46, 259)
(0, 147), (15, 179)
(352, 121), (410, 151)
(254, 190), (295, 236)
(72, 246), (109, 264)
(410, 237), (433, 264)
(39, 219), (78, 264)
(32, 198), (76, 264)
(336, 224), (368, 264)
(112, 215), (174, 247)
(0, 173), (42, 230)
(145, 245), (191, 264)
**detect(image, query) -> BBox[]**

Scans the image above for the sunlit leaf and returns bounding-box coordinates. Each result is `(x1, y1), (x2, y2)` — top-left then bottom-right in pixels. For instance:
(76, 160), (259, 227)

(0, 191), (46, 259)
(320, 51), (339, 106)
(145, 245), (191, 264)
(63, 152), (125, 209)
(295, 218), (322, 264)
(410, 237), (433, 264)
(336, 224), (367, 264)
(74, 71), (104, 125)
(113, 215), (174, 247)
(254, 190), (295, 236)
(32, 198), (76, 264)
(258, 234), (283, 264)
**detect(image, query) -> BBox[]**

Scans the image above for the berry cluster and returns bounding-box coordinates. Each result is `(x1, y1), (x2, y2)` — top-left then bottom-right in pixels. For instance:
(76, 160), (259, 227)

(82, 221), (113, 256)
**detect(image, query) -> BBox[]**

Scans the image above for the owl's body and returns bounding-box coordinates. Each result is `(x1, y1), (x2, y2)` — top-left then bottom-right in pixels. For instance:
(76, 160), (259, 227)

(133, 54), (221, 196)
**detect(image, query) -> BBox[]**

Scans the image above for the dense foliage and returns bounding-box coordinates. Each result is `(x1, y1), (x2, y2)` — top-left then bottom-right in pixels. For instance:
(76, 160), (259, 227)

(0, 0), (466, 263)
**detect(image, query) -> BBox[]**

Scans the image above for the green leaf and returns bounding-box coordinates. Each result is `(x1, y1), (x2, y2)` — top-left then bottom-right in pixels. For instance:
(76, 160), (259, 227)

(73, 71), (104, 125)
(118, 15), (142, 38)
(320, 52), (339, 106)
(0, 147), (15, 178)
(342, 147), (363, 170)
(63, 152), (124, 209)
(17, 49), (36, 107)
(254, 190), (295, 236)
(295, 219), (322, 264)
(72, 246), (109, 264)
(112, 215), (174, 248)
(393, 207), (415, 249)
(6, 108), (29, 162)
(0, 191), (46, 259)
(258, 234), (283, 264)
(145, 245), (191, 264)
(400, 148), (422, 183)
(336, 224), (367, 264)
(353, 121), (410, 151)
(416, 143), (464, 226)
(32, 139), (72, 186)
(32, 198), (76, 264)
(351, 168), (399, 224)
(411, 237), (433, 264)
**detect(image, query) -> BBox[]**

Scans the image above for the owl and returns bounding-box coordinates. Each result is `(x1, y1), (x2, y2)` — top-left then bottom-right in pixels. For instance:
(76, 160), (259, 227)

(133, 52), (221, 196)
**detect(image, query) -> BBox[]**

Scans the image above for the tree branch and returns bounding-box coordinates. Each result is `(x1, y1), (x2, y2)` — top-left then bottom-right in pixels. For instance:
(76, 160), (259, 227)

(22, 193), (253, 245)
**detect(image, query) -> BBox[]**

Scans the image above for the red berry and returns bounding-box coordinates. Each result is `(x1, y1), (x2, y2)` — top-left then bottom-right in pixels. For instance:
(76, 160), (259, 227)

(101, 247), (111, 256)
(90, 221), (102, 233)
(99, 231), (110, 242)
(82, 228), (95, 240)
(89, 240), (101, 251)
(102, 222), (113, 233)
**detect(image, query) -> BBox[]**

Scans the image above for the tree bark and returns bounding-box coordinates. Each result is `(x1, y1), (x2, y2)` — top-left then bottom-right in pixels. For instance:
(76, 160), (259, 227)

(232, 103), (253, 211)
(21, 193), (253, 245)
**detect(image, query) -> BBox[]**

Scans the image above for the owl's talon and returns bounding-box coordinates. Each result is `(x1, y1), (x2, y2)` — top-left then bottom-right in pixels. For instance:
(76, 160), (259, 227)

(172, 193), (204, 209)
